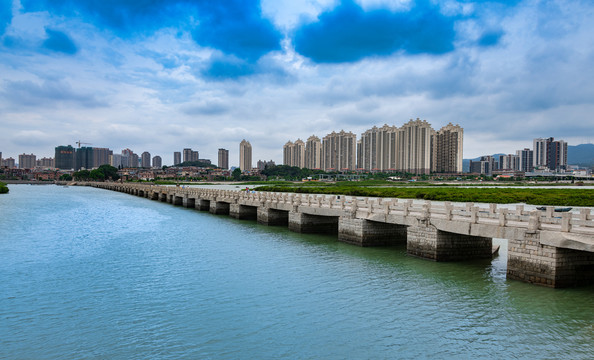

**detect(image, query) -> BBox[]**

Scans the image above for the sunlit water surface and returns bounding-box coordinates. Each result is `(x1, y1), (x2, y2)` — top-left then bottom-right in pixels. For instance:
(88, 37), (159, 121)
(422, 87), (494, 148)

(1, 185), (593, 359)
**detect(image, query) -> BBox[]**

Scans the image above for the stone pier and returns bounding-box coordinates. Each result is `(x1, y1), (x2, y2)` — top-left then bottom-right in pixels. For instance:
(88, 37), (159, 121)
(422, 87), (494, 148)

(196, 199), (210, 211)
(407, 223), (492, 261)
(507, 234), (594, 288)
(257, 208), (289, 226)
(338, 218), (407, 247)
(230, 204), (257, 220)
(209, 201), (230, 215)
(159, 193), (167, 202)
(288, 212), (338, 234)
(183, 197), (195, 208)
(173, 195), (183, 206)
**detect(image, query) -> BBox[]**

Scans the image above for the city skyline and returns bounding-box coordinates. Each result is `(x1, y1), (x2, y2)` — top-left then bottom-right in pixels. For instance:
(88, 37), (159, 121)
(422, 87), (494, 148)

(1, 1), (594, 165)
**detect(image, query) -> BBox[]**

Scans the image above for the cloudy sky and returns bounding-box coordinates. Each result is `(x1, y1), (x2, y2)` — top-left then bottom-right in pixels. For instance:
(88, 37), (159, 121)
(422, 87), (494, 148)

(1, 0), (593, 166)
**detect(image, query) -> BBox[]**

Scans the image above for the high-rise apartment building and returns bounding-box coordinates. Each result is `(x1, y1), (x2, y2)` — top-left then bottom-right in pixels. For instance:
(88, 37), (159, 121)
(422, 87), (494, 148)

(92, 148), (112, 168)
(183, 148), (199, 163)
(55, 145), (75, 169)
(322, 130), (357, 171)
(432, 123), (463, 173)
(110, 154), (122, 168)
(305, 135), (322, 170)
(547, 140), (567, 171)
(218, 148), (229, 169)
(516, 148), (534, 172)
(497, 154), (519, 171)
(283, 141), (293, 166)
(183, 148), (192, 163)
(121, 149), (137, 168)
(283, 139), (306, 168)
(140, 152), (151, 168)
(152, 156), (162, 168)
(18, 154), (36, 169)
(2, 157), (16, 168)
(173, 151), (181, 166)
(533, 137), (553, 168)
(469, 156), (497, 175)
(257, 159), (275, 170)
(397, 118), (434, 175)
(359, 124), (398, 172)
(37, 157), (55, 168)
(239, 139), (252, 172)
(130, 153), (139, 168)
(293, 139), (305, 168)
(76, 147), (94, 170)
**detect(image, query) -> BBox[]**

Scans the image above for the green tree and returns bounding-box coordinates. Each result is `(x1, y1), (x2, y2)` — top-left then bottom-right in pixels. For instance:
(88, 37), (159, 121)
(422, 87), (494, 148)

(89, 169), (105, 181)
(59, 174), (73, 181)
(232, 168), (242, 181)
(97, 164), (120, 181)
(73, 170), (91, 180)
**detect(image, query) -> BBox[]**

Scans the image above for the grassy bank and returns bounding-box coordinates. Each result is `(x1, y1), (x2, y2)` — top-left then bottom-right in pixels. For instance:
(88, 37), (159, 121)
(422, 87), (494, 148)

(256, 185), (593, 207)
(0, 181), (8, 194)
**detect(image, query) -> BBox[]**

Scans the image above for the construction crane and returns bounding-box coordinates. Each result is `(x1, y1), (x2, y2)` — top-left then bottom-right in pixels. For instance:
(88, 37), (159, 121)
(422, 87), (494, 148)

(76, 140), (92, 148)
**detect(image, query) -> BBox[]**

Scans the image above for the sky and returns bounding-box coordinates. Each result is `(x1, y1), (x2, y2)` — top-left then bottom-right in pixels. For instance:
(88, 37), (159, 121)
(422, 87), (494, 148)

(1, 0), (593, 166)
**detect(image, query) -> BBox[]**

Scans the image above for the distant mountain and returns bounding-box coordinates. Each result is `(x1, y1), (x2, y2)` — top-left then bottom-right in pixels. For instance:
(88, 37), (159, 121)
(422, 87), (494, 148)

(462, 144), (594, 172)
(568, 144), (594, 166)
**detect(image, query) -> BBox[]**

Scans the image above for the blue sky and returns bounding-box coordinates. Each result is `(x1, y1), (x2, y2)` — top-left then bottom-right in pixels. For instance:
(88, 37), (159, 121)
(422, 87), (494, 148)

(1, 0), (593, 166)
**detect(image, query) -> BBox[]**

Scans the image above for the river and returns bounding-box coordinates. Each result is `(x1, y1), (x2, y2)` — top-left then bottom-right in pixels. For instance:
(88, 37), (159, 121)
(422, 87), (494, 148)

(1, 184), (592, 359)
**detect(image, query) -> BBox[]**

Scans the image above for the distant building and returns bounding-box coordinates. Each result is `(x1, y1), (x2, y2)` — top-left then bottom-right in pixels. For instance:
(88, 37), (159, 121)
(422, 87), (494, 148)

(152, 155), (162, 169)
(283, 141), (293, 166)
(218, 148), (229, 170)
(92, 148), (112, 168)
(183, 148), (199, 163)
(305, 135), (322, 170)
(75, 147), (93, 170)
(516, 148), (534, 172)
(533, 137), (553, 168)
(2, 157), (16, 168)
(359, 124), (398, 172)
(497, 154), (519, 171)
(121, 149), (137, 168)
(469, 156), (496, 176)
(257, 160), (275, 170)
(18, 153), (36, 169)
(110, 154), (123, 168)
(322, 130), (357, 171)
(432, 123), (463, 173)
(37, 157), (55, 168)
(141, 151), (151, 168)
(283, 139), (305, 168)
(398, 118), (433, 175)
(239, 139), (252, 172)
(173, 151), (181, 166)
(548, 140), (567, 171)
(55, 145), (75, 170)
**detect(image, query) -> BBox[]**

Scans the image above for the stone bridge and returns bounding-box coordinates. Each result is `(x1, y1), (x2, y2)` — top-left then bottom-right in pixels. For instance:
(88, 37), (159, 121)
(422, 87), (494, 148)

(87, 183), (594, 288)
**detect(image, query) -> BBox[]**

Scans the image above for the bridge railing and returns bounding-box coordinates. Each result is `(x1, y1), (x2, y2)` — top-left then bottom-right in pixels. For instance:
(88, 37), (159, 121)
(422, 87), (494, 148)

(90, 183), (594, 234)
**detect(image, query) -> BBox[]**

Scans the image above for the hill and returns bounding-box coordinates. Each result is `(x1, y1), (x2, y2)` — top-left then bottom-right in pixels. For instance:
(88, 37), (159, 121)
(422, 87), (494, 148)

(568, 144), (594, 166)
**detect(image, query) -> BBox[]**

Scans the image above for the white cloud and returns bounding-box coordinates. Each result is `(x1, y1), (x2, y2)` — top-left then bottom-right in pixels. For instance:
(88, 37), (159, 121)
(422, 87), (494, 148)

(1, 0), (593, 165)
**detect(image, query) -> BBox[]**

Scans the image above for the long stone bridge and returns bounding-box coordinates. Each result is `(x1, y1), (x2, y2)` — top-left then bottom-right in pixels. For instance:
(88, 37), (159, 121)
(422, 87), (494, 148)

(87, 183), (594, 288)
